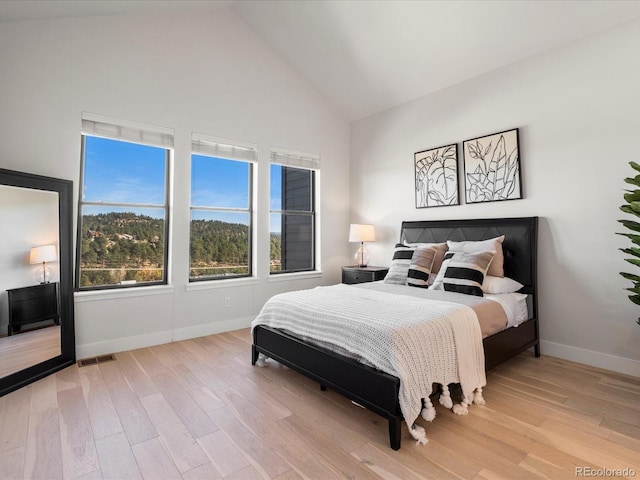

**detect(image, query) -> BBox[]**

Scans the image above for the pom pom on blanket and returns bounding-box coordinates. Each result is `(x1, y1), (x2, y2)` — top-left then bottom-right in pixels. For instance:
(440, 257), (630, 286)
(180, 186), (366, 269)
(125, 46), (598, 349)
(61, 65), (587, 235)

(255, 353), (267, 367)
(421, 398), (436, 422)
(439, 384), (453, 409)
(473, 387), (486, 405)
(408, 423), (429, 445)
(451, 386), (485, 415)
(452, 400), (469, 415)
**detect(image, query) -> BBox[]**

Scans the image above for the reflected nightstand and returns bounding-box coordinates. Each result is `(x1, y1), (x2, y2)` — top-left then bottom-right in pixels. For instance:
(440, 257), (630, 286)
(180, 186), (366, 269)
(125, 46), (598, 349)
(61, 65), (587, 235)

(6, 282), (60, 335)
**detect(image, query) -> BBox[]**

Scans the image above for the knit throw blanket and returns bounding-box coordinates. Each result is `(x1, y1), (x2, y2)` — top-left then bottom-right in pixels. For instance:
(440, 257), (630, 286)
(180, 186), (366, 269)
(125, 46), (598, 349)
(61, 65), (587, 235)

(251, 283), (486, 441)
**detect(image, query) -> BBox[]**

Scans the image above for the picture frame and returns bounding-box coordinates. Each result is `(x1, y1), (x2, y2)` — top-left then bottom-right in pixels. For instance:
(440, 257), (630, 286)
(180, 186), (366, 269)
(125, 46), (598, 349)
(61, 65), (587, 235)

(414, 143), (459, 208)
(463, 128), (522, 204)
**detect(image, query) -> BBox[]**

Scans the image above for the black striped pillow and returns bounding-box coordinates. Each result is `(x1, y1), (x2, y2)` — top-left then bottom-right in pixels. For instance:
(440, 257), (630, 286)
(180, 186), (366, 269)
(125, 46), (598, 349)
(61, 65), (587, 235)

(383, 244), (415, 285)
(406, 247), (437, 288)
(447, 235), (505, 277)
(434, 250), (495, 296)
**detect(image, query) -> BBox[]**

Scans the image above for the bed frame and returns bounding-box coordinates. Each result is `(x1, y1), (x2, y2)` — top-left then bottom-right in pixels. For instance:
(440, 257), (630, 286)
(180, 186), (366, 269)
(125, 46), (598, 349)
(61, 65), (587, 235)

(252, 216), (538, 450)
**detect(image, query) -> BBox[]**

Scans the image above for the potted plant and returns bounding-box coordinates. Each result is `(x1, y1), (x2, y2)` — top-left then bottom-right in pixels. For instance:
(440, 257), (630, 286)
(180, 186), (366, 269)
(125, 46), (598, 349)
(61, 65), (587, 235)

(618, 161), (640, 326)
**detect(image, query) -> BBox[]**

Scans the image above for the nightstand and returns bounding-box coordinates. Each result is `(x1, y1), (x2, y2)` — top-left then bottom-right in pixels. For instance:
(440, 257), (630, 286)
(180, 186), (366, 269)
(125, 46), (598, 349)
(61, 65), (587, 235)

(6, 282), (60, 335)
(341, 266), (389, 285)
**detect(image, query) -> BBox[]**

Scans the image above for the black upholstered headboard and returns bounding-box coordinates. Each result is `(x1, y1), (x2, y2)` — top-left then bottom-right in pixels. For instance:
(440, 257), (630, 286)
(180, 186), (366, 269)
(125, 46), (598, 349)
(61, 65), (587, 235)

(400, 217), (538, 295)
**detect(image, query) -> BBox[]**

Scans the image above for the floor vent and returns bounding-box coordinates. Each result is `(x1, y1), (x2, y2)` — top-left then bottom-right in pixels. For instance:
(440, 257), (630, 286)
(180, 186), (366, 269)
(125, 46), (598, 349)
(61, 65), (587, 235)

(77, 354), (116, 367)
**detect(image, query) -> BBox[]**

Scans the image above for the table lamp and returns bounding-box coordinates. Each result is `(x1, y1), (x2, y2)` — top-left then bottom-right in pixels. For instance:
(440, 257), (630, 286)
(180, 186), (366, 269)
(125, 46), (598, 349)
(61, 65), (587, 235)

(349, 224), (375, 267)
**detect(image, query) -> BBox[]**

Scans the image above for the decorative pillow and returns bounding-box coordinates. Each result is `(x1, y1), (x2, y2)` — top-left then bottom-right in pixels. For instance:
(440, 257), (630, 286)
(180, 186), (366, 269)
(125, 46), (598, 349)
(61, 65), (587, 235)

(447, 235), (505, 277)
(432, 250), (495, 296)
(482, 276), (524, 294)
(383, 244), (415, 285)
(407, 242), (448, 284)
(406, 247), (437, 288)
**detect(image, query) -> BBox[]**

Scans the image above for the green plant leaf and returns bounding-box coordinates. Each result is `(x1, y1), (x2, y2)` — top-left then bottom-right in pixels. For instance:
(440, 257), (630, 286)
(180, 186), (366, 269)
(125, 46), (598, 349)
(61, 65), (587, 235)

(625, 258), (640, 268)
(620, 202), (640, 215)
(616, 232), (640, 245)
(624, 175), (640, 187)
(626, 286), (640, 294)
(620, 247), (640, 258)
(616, 232), (640, 244)
(630, 161), (640, 172)
(629, 294), (640, 306)
(619, 219), (640, 232)
(624, 190), (640, 203)
(620, 205), (640, 217)
(621, 272), (640, 282)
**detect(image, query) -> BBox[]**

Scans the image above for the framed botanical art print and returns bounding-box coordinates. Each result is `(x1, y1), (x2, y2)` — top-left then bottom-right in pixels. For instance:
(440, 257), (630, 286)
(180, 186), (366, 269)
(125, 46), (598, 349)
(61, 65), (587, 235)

(414, 143), (459, 208)
(463, 128), (522, 204)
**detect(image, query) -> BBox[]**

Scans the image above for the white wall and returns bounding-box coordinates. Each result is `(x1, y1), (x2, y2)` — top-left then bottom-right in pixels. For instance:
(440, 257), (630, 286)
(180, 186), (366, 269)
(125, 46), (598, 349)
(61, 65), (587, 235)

(0, 186), (59, 334)
(350, 19), (640, 376)
(0, 8), (350, 356)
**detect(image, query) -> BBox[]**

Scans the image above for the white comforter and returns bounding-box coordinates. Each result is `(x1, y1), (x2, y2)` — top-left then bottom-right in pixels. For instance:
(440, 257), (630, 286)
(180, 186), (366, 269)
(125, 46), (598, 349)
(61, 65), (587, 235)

(251, 283), (486, 432)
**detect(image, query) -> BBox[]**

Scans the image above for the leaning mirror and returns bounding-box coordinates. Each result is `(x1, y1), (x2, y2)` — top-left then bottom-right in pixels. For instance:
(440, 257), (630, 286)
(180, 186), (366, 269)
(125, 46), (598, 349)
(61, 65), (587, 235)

(0, 168), (75, 397)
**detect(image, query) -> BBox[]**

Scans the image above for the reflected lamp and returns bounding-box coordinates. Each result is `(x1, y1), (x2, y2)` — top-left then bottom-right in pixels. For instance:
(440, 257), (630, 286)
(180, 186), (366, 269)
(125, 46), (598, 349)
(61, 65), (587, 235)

(29, 244), (58, 284)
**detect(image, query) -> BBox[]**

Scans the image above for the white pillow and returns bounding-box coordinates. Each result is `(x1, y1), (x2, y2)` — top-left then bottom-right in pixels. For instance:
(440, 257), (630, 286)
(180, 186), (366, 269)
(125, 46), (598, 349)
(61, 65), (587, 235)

(482, 276), (524, 294)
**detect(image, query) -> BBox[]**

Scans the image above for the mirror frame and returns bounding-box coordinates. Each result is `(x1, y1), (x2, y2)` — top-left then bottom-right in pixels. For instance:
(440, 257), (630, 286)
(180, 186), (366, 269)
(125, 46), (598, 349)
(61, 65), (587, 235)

(0, 168), (75, 397)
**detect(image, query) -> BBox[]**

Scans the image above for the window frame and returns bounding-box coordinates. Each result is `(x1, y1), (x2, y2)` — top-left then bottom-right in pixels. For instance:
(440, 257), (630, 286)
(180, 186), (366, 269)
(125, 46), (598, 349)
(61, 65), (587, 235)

(75, 118), (173, 291)
(269, 149), (320, 275)
(188, 134), (257, 283)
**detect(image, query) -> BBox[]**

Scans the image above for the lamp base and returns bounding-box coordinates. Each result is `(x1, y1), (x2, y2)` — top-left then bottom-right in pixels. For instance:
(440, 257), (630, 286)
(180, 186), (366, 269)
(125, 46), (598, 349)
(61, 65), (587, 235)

(37, 264), (51, 284)
(355, 244), (370, 268)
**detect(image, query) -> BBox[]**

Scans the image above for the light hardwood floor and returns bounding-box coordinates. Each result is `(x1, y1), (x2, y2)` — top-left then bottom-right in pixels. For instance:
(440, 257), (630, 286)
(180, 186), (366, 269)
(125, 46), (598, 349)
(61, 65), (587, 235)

(0, 328), (638, 479)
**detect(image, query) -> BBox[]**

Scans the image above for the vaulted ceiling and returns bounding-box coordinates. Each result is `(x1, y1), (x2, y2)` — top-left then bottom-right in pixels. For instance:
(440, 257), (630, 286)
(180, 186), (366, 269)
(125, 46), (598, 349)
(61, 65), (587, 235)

(2, 0), (640, 121)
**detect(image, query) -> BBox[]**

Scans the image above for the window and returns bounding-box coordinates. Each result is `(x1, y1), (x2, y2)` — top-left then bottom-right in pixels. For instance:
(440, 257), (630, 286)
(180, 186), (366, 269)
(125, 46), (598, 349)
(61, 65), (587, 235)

(77, 114), (173, 290)
(189, 134), (256, 281)
(270, 148), (319, 274)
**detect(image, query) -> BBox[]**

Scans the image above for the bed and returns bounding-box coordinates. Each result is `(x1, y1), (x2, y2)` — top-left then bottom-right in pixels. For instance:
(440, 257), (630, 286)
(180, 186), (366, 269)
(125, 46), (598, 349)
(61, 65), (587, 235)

(251, 216), (538, 450)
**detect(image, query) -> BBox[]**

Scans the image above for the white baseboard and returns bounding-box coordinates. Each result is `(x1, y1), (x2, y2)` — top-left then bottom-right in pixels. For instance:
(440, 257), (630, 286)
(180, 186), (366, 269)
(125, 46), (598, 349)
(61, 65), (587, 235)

(171, 316), (254, 342)
(540, 340), (640, 378)
(75, 316), (254, 359)
(77, 322), (640, 379)
(76, 330), (173, 359)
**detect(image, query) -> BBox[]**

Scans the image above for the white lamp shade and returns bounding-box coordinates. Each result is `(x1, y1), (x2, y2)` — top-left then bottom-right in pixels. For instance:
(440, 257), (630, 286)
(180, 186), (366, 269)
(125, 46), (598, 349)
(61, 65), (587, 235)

(349, 224), (376, 242)
(29, 245), (58, 264)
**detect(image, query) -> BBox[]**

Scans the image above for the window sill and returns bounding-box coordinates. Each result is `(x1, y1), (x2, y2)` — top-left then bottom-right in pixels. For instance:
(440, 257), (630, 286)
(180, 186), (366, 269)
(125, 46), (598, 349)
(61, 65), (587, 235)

(74, 284), (175, 302)
(185, 277), (260, 292)
(268, 270), (324, 283)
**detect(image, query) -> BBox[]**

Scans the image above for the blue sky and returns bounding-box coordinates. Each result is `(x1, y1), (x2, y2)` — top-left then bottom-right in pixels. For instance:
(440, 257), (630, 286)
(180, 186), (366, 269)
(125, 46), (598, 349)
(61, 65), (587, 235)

(83, 136), (283, 232)
(83, 136), (166, 205)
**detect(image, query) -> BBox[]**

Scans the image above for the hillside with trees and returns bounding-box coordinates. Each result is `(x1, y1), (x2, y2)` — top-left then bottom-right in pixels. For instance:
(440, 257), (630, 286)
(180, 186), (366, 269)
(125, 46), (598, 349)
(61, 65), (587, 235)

(189, 219), (249, 277)
(79, 212), (277, 286)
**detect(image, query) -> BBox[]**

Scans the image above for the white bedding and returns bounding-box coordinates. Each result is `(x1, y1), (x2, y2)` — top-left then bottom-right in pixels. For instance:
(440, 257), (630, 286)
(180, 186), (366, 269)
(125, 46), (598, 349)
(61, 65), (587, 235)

(251, 283), (486, 441)
(484, 292), (529, 328)
(356, 281), (530, 332)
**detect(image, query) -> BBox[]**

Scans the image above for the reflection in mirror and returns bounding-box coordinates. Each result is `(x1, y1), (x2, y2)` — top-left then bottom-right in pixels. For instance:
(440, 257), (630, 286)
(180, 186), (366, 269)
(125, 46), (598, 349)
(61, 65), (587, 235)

(0, 186), (62, 378)
(0, 168), (74, 397)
